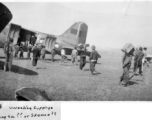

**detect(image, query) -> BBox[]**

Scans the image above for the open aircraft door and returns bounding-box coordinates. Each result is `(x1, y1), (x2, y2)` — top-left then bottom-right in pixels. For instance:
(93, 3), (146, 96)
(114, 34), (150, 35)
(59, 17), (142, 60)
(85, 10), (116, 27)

(7, 23), (21, 44)
(45, 36), (56, 53)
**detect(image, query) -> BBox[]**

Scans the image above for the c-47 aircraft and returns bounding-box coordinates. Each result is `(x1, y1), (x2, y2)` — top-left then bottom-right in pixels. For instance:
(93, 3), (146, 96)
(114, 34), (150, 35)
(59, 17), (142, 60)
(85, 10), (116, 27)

(0, 3), (101, 59)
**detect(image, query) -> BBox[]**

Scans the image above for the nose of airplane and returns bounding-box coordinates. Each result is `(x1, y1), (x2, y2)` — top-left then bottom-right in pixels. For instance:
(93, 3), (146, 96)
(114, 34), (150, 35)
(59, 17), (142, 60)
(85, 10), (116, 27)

(0, 3), (13, 32)
(15, 87), (50, 101)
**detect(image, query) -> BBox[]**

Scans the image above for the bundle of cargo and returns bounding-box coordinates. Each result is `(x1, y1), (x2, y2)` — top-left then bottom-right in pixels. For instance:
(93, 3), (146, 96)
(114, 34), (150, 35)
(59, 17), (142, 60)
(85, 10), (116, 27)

(121, 43), (134, 53)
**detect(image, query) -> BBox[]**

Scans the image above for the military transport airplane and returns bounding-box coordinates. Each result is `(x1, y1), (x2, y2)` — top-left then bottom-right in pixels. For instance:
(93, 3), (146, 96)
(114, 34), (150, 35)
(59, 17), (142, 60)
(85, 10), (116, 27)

(0, 3), (101, 59)
(0, 21), (101, 59)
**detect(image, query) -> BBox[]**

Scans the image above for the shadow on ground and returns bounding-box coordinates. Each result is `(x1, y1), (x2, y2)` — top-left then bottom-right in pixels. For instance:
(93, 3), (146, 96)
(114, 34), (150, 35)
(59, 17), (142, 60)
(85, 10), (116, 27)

(45, 58), (71, 62)
(0, 60), (38, 75)
(128, 81), (138, 86)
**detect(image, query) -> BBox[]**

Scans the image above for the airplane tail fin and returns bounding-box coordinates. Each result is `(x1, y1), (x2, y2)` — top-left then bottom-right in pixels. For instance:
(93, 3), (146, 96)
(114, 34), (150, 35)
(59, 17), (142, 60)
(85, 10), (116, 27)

(60, 22), (88, 46)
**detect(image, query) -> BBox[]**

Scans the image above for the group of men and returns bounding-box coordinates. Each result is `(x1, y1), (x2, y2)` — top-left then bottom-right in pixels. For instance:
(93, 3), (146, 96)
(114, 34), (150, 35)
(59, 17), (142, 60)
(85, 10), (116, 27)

(3, 38), (46, 72)
(119, 43), (149, 87)
(134, 47), (149, 75)
(71, 45), (99, 75)
(14, 43), (32, 60)
(3, 38), (150, 85)
(3, 38), (99, 75)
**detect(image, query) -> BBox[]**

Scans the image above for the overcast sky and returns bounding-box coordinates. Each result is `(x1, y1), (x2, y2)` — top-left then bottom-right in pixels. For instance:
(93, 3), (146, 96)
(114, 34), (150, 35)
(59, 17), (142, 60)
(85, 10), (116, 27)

(3, 1), (152, 49)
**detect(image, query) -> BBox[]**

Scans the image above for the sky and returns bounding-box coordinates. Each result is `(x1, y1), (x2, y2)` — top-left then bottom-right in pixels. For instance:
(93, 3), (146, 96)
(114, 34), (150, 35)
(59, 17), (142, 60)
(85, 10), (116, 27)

(2, 1), (152, 49)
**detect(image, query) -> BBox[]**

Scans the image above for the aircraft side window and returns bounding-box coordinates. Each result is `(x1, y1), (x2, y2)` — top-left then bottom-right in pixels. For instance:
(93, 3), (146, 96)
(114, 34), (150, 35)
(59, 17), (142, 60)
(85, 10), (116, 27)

(70, 28), (77, 35)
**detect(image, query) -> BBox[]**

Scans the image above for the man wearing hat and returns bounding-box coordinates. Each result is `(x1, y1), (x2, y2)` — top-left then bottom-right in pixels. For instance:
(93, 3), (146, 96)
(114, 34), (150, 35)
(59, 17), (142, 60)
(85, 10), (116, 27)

(79, 45), (87, 70)
(32, 43), (40, 67)
(89, 45), (99, 75)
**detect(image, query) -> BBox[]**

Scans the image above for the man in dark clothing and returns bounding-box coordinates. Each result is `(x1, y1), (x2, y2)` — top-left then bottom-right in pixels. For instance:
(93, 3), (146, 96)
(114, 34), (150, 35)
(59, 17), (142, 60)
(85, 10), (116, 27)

(79, 47), (86, 70)
(32, 44), (40, 67)
(31, 35), (37, 46)
(51, 48), (56, 62)
(133, 47), (139, 72)
(89, 45), (99, 75)
(134, 47), (144, 76)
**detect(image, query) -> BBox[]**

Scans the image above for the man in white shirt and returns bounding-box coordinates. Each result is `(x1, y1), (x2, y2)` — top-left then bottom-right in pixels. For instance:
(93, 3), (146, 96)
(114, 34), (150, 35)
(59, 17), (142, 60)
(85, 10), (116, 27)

(71, 47), (78, 65)
(61, 49), (66, 62)
(36, 33), (41, 44)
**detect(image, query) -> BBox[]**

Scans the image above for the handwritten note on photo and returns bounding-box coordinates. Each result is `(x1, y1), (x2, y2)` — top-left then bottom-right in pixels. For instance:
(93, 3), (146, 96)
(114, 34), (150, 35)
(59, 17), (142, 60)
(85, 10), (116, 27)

(0, 102), (60, 120)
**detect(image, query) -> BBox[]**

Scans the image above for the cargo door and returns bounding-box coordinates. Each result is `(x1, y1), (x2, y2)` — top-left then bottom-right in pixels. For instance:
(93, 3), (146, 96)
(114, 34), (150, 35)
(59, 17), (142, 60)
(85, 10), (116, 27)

(7, 23), (21, 44)
(45, 36), (56, 52)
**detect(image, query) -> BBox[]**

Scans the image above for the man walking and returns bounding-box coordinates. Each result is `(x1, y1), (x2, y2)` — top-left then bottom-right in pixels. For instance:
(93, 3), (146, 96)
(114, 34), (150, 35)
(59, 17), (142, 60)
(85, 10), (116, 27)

(120, 43), (135, 87)
(79, 46), (86, 70)
(134, 47), (144, 76)
(51, 48), (56, 62)
(71, 47), (78, 65)
(3, 39), (14, 72)
(61, 48), (66, 63)
(32, 44), (40, 68)
(133, 47), (139, 73)
(89, 45), (99, 75)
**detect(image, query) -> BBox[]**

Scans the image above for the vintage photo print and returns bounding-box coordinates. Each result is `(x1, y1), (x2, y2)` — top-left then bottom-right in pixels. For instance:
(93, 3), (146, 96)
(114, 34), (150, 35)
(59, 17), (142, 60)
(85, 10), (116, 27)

(0, 1), (152, 101)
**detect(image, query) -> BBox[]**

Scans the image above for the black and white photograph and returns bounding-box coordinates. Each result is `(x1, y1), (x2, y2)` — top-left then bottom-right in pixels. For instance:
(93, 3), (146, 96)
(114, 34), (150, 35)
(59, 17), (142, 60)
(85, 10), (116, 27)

(0, 1), (152, 101)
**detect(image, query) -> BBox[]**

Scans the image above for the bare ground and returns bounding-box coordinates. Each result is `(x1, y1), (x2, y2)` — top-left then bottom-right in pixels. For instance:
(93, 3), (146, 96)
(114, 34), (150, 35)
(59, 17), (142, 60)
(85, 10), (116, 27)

(0, 49), (152, 101)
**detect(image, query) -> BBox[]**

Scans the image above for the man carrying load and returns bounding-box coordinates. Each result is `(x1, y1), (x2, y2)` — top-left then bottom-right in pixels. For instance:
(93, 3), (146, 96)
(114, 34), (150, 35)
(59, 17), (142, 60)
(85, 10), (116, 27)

(119, 43), (135, 87)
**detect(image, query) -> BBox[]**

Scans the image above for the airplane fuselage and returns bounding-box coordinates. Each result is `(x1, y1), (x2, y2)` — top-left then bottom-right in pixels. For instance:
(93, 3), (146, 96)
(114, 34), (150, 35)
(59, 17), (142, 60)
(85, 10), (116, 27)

(0, 22), (89, 57)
